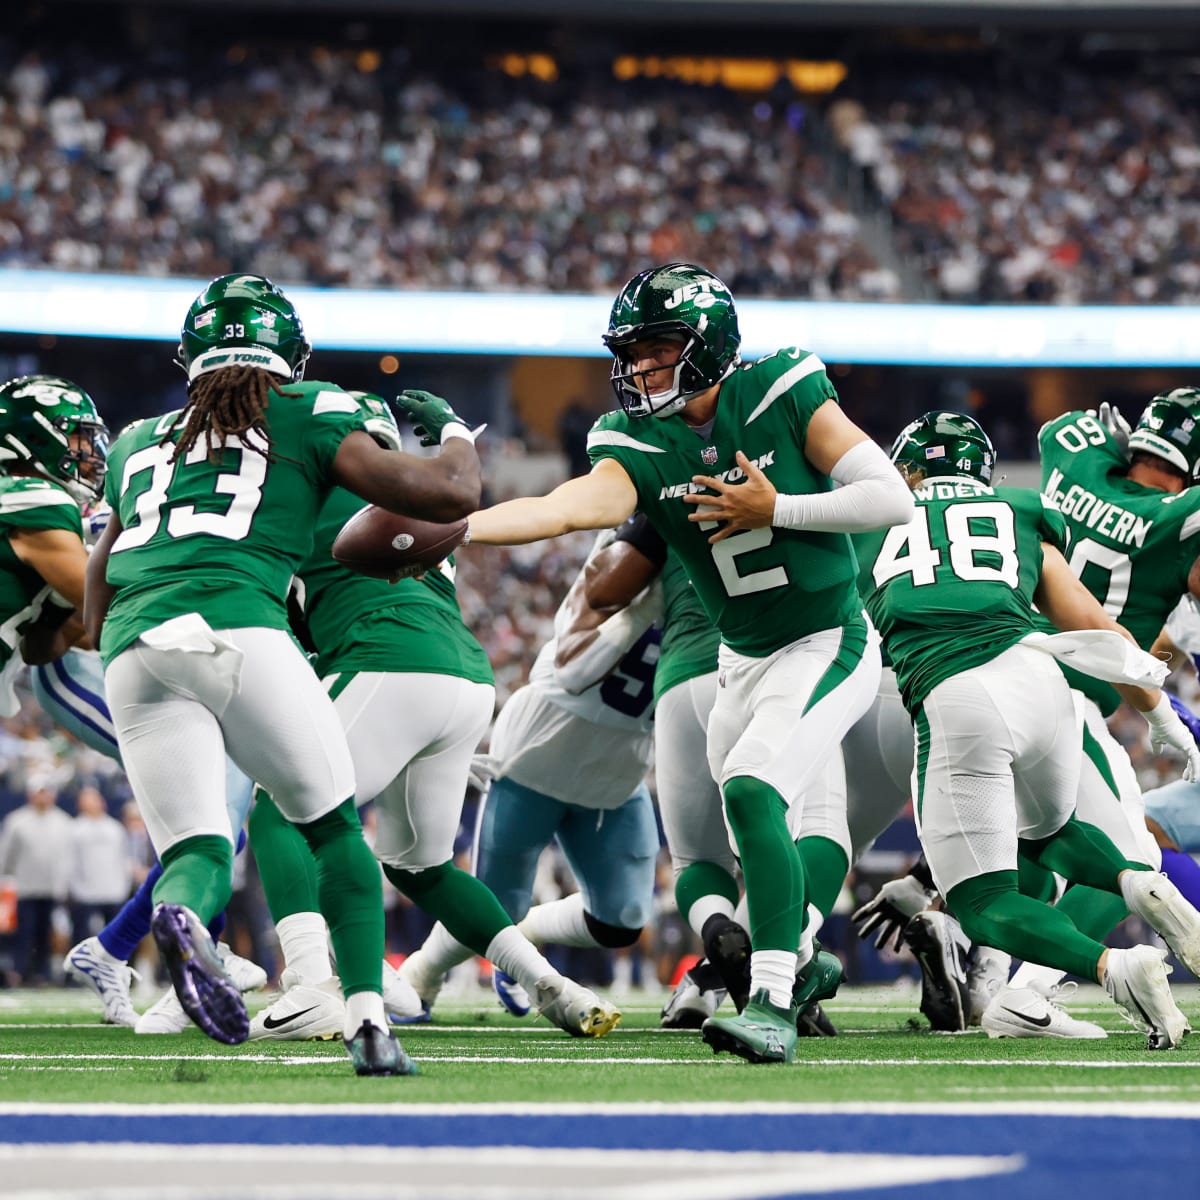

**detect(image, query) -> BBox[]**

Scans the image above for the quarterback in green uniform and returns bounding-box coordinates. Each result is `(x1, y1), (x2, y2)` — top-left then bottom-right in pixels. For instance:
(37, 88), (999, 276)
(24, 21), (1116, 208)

(858, 410), (1200, 1049)
(466, 262), (914, 1064)
(245, 394), (620, 1042)
(84, 274), (480, 1074)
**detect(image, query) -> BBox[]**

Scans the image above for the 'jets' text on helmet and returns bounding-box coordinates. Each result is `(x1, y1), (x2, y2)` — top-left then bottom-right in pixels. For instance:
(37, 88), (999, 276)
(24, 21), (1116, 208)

(349, 392), (402, 451)
(1127, 387), (1200, 481)
(602, 263), (741, 419)
(891, 410), (996, 486)
(0, 375), (109, 504)
(178, 274), (311, 384)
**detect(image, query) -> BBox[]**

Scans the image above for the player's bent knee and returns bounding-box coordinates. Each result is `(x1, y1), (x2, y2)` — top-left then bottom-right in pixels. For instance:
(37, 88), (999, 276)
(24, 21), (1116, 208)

(382, 860), (452, 901)
(584, 909), (643, 948)
(295, 799), (362, 848)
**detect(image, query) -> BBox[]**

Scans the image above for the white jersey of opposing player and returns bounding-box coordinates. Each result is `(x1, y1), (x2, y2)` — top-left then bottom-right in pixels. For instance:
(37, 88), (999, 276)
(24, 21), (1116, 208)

(1167, 595), (1200, 655)
(489, 629), (658, 811)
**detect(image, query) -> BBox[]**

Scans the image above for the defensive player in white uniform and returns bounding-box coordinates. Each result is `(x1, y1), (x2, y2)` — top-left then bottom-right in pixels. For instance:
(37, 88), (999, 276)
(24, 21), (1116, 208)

(399, 527), (660, 1020)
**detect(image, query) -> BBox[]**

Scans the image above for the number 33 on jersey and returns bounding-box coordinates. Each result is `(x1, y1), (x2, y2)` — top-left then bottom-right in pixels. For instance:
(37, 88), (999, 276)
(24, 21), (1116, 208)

(99, 382), (366, 664)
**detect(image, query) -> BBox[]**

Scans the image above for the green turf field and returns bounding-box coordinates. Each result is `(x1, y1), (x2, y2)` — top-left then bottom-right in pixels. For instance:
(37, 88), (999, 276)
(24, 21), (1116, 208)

(3, 983), (1198, 1106)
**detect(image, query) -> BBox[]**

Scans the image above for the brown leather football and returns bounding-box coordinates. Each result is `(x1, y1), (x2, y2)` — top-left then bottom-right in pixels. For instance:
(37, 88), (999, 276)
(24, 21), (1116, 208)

(331, 506), (468, 580)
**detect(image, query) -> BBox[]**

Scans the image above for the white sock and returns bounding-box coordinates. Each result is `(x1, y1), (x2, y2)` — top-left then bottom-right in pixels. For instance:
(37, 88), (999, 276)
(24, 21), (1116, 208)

(795, 925), (815, 971)
(517, 894), (597, 949)
(344, 990), (388, 1039)
(686, 894), (737, 940)
(486, 925), (557, 992)
(1008, 961), (1067, 992)
(405, 922), (474, 988)
(276, 912), (333, 985)
(749, 949), (797, 1010)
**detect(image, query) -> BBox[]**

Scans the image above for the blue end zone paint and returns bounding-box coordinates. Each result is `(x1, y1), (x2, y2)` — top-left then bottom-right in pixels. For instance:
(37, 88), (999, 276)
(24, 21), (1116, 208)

(2, 1112), (1198, 1198)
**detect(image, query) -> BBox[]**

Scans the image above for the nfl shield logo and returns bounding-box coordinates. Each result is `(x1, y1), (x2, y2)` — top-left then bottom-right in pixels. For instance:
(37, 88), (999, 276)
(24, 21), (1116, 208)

(701, 446), (719, 466)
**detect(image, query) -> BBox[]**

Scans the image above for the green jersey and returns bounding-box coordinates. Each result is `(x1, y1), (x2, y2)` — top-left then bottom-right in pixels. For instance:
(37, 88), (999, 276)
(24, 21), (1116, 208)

(0, 476), (83, 670)
(588, 348), (862, 657)
(101, 380), (366, 663)
(857, 478), (1067, 713)
(1039, 409), (1200, 714)
(296, 487), (492, 685)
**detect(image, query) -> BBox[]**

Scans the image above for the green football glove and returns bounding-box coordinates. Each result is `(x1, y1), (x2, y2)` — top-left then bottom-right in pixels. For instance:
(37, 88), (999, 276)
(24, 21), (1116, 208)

(394, 389), (467, 447)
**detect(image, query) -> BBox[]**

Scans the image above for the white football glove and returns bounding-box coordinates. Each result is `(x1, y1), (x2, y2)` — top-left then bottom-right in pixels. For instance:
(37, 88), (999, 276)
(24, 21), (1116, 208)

(1144, 694), (1200, 782)
(1097, 401), (1132, 458)
(851, 875), (938, 953)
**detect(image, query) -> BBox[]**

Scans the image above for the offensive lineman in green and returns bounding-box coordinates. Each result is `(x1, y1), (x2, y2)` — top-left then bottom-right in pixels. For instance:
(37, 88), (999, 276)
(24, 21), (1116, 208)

(981, 392), (1200, 1014)
(857, 410), (1200, 1049)
(245, 395), (621, 1041)
(84, 275), (480, 1074)
(466, 262), (914, 1063)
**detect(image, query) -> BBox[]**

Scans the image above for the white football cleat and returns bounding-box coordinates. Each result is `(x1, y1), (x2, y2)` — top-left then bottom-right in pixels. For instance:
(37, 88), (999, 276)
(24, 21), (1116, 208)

(661, 966), (727, 1029)
(248, 975), (345, 1041)
(1103, 945), (1191, 1050)
(63, 937), (138, 1027)
(135, 987), (192, 1035)
(382, 958), (426, 1022)
(982, 980), (1106, 1039)
(1122, 871), (1200, 978)
(533, 975), (621, 1038)
(217, 944), (268, 993)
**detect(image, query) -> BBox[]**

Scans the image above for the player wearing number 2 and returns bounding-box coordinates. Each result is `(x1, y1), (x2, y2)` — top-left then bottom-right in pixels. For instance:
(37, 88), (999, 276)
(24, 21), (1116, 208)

(84, 274), (480, 1073)
(464, 262), (914, 1064)
(857, 410), (1200, 1049)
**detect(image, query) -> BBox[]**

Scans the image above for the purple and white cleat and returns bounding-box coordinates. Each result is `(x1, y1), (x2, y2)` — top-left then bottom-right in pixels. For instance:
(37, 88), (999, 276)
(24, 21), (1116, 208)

(150, 903), (249, 1045)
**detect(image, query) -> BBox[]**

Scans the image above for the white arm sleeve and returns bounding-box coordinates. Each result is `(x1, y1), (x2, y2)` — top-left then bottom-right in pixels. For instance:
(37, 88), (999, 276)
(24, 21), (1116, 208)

(553, 580), (664, 695)
(772, 439), (914, 533)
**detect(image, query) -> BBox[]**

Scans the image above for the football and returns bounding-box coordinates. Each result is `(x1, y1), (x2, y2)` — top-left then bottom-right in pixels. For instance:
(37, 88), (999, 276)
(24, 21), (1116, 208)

(331, 507), (469, 580)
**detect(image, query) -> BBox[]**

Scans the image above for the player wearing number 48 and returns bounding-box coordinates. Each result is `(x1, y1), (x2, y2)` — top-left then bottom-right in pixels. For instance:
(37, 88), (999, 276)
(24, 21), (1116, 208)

(461, 261), (914, 1065)
(84, 273), (480, 1073)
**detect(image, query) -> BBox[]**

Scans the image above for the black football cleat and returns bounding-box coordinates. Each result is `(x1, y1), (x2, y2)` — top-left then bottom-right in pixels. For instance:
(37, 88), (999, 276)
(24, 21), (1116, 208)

(702, 915), (752, 1013)
(903, 910), (971, 1032)
(344, 1021), (419, 1076)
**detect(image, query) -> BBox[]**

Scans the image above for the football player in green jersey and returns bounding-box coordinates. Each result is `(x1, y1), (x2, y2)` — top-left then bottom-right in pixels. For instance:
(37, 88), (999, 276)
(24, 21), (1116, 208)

(465, 262), (914, 1064)
(975, 391), (1200, 1021)
(245, 394), (620, 1041)
(0, 374), (107, 680)
(83, 274), (480, 1073)
(858, 410), (1200, 1048)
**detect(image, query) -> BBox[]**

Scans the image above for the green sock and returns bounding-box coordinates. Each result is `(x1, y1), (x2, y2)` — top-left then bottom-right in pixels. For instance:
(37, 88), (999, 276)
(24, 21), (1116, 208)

(384, 861), (514, 957)
(948, 870), (1104, 982)
(1054, 884), (1133, 944)
(1021, 816), (1148, 894)
(675, 861), (740, 929)
(798, 835), (849, 919)
(153, 835), (233, 926)
(296, 800), (383, 998)
(722, 775), (805, 952)
(247, 790), (320, 921)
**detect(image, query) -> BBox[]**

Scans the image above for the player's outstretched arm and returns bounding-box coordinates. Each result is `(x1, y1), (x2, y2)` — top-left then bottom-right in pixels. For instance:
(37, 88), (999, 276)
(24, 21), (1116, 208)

(332, 430), (481, 524)
(9, 528), (89, 610)
(468, 459), (638, 547)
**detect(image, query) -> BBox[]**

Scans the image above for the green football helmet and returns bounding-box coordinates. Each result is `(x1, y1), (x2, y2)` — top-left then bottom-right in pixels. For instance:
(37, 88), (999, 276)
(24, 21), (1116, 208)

(177, 274), (311, 384)
(1127, 387), (1200, 480)
(602, 262), (741, 419)
(891, 410), (996, 485)
(349, 392), (402, 451)
(0, 375), (108, 503)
